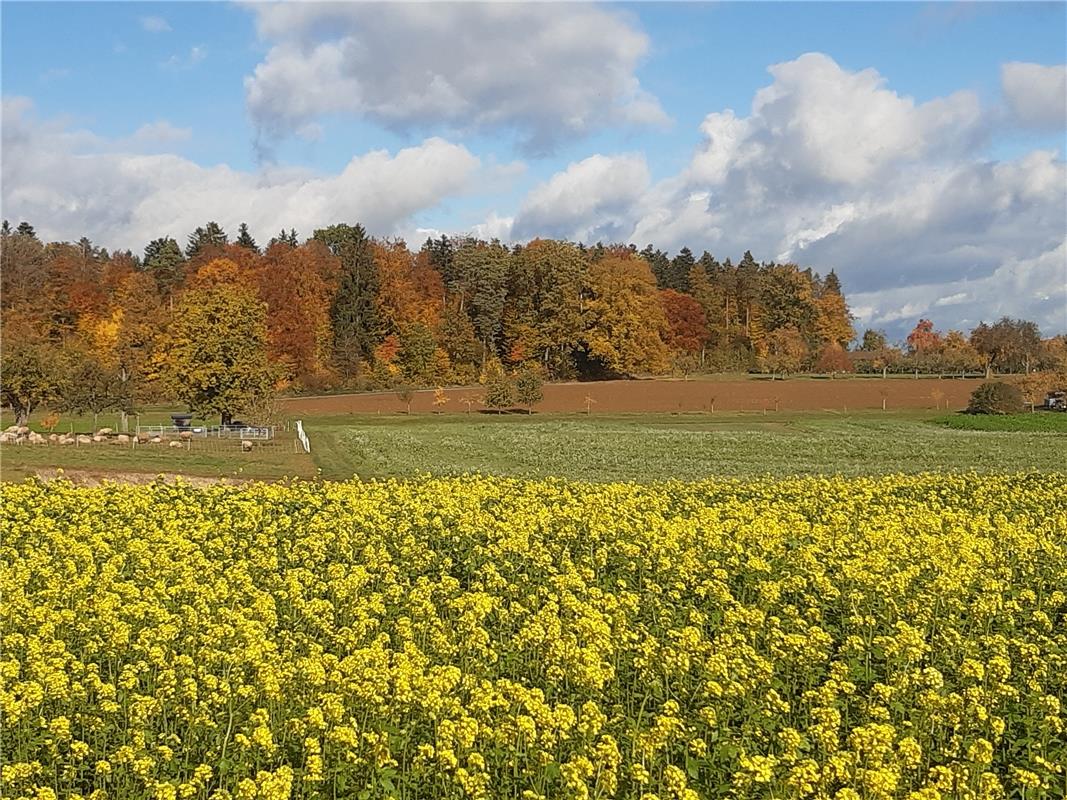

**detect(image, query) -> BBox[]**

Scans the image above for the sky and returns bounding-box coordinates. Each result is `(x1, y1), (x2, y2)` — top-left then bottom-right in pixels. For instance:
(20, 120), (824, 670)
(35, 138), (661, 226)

(2, 1), (1066, 339)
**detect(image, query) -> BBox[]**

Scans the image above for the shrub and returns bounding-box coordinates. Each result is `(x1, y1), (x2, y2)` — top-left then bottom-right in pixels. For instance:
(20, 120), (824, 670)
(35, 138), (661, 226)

(967, 381), (1023, 415)
(483, 361), (515, 411)
(515, 365), (544, 413)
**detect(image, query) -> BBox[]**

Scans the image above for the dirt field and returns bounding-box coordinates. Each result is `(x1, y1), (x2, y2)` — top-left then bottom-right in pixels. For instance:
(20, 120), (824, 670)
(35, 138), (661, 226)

(284, 376), (986, 416)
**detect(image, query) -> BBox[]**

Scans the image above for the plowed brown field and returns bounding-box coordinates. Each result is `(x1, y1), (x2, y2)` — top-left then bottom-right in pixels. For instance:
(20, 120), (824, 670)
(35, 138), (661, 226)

(283, 376), (985, 416)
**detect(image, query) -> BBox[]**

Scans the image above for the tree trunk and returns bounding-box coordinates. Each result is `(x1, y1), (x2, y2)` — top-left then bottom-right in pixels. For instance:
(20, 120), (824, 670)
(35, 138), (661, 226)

(15, 406), (30, 426)
(120, 410), (129, 433)
(882, 365), (888, 379)
(221, 412), (233, 427)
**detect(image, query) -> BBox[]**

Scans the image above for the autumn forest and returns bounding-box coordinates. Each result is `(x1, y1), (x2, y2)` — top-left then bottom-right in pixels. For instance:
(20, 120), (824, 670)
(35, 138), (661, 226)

(2, 219), (1062, 425)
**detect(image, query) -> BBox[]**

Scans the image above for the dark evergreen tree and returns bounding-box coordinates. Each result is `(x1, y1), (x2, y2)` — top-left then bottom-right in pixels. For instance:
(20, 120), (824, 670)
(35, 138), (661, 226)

(314, 223), (382, 370)
(669, 247), (695, 293)
(235, 222), (259, 252)
(454, 239), (510, 360)
(423, 235), (457, 293)
(822, 269), (843, 297)
(143, 237), (185, 298)
(734, 250), (762, 337)
(185, 221), (228, 258)
(16, 221), (37, 239)
(267, 228), (299, 248)
(641, 244), (672, 288)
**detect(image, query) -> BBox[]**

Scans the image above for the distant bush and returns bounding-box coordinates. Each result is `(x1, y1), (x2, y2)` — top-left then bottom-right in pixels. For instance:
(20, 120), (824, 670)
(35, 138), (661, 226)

(967, 381), (1023, 415)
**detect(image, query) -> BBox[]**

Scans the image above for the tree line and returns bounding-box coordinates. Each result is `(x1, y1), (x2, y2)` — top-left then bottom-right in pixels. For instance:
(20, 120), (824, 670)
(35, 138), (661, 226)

(2, 219), (1063, 424)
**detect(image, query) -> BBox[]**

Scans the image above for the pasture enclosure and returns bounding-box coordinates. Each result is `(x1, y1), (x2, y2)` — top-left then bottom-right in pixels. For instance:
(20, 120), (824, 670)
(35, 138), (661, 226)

(3, 474), (1065, 799)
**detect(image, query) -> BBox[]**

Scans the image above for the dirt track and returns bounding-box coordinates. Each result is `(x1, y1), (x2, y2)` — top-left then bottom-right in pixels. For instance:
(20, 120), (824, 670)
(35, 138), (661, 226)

(283, 377), (986, 416)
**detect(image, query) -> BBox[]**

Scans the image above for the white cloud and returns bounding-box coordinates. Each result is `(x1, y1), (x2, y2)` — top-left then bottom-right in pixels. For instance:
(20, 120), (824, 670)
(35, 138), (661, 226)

(850, 242), (1067, 335)
(1001, 62), (1067, 130)
(512, 154), (650, 241)
(243, 3), (668, 153)
(2, 98), (482, 251)
(687, 53), (984, 190)
(163, 45), (206, 70)
(127, 121), (192, 146)
(140, 15), (171, 33)
(503, 53), (1066, 335)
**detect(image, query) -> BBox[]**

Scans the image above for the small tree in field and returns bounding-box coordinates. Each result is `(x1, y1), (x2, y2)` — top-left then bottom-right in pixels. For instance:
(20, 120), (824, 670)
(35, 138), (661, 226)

(460, 394), (482, 414)
(815, 342), (853, 378)
(395, 385), (415, 414)
(1016, 372), (1053, 413)
(2, 334), (62, 426)
(515, 365), (544, 414)
(432, 387), (449, 413)
(483, 368), (515, 412)
(60, 346), (127, 431)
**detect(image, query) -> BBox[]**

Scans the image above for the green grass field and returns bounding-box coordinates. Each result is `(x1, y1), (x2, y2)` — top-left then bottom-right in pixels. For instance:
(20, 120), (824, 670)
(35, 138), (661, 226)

(303, 411), (1066, 481)
(932, 410), (1067, 432)
(3, 407), (1064, 482)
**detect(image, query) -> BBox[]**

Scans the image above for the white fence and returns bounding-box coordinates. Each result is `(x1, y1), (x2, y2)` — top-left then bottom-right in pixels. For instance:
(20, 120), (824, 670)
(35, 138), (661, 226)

(295, 419), (310, 453)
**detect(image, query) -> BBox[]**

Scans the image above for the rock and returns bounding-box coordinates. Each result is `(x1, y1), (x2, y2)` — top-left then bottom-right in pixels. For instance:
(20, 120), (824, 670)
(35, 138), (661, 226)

(241, 440), (254, 452)
(96, 427), (113, 436)
(116, 434), (130, 444)
(76, 434), (93, 445)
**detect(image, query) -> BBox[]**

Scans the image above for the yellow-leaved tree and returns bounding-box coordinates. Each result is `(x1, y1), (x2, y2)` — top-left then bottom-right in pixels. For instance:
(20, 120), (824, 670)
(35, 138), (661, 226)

(161, 259), (279, 426)
(582, 250), (670, 376)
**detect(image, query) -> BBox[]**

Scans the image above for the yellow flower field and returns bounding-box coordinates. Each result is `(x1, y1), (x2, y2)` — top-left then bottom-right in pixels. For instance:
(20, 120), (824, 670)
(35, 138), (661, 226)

(2, 475), (1065, 800)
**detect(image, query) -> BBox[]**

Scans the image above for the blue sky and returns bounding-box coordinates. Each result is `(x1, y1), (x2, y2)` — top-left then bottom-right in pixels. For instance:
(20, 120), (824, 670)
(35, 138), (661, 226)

(2, 2), (1065, 335)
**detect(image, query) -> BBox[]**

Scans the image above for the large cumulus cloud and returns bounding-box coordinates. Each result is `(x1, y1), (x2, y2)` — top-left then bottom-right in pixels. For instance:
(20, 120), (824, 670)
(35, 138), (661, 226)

(1, 97), (482, 251)
(499, 53), (1066, 335)
(244, 3), (668, 155)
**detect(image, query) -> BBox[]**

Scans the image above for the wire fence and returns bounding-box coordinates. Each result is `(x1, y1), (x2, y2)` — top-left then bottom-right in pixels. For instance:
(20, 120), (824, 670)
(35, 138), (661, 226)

(136, 425), (276, 440)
